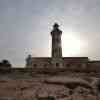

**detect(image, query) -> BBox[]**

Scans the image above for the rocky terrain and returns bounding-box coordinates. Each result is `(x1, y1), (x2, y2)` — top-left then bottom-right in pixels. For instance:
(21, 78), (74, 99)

(0, 68), (99, 100)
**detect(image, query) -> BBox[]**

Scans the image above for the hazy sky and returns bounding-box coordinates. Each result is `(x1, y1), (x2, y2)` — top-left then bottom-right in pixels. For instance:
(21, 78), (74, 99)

(0, 0), (100, 67)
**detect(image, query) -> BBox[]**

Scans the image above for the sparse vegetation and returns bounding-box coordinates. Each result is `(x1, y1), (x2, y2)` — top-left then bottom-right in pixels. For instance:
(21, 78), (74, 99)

(0, 59), (12, 68)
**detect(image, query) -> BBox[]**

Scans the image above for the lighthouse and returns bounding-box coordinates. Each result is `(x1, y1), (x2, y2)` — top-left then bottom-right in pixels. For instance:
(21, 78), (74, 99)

(51, 23), (62, 58)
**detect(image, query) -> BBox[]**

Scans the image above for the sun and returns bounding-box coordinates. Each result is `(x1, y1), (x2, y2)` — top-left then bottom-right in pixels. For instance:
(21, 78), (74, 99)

(62, 30), (83, 57)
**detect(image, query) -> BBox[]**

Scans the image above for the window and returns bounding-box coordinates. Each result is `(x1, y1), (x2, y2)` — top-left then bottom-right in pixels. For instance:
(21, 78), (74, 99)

(33, 64), (37, 68)
(56, 63), (59, 67)
(66, 63), (70, 67)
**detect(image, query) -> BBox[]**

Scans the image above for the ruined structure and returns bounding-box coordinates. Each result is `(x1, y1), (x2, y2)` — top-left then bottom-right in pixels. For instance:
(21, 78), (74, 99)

(26, 23), (100, 72)
(0, 23), (100, 100)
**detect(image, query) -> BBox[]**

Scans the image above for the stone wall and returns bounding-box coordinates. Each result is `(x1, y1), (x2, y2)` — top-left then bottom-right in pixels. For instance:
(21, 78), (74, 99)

(25, 56), (100, 73)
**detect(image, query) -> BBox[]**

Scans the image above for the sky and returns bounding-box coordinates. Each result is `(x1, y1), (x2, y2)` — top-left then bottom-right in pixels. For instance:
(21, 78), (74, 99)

(0, 0), (100, 67)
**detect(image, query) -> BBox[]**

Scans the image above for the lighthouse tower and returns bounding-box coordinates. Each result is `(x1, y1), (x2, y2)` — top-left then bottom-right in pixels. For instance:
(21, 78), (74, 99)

(51, 23), (62, 58)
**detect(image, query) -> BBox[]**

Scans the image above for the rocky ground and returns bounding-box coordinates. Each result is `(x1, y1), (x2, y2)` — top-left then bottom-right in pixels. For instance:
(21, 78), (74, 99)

(0, 71), (99, 100)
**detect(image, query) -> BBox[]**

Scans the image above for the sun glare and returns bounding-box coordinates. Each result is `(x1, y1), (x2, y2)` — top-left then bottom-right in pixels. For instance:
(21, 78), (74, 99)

(62, 30), (83, 57)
